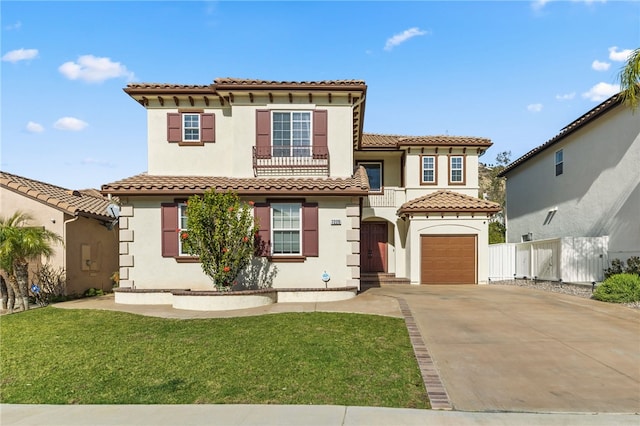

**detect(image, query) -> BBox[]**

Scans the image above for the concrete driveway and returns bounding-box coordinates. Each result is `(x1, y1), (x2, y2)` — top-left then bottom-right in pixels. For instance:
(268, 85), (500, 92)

(370, 284), (640, 413)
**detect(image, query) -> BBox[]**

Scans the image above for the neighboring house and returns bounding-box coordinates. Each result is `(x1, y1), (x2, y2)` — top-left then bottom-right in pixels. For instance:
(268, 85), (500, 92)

(101, 78), (499, 291)
(499, 93), (640, 266)
(0, 171), (120, 295)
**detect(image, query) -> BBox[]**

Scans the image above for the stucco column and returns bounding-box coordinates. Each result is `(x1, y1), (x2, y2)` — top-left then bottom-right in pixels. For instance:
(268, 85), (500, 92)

(345, 202), (361, 289)
(118, 205), (134, 288)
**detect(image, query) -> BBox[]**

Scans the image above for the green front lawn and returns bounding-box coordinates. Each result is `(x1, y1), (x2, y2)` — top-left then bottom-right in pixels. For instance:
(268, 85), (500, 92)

(0, 308), (428, 408)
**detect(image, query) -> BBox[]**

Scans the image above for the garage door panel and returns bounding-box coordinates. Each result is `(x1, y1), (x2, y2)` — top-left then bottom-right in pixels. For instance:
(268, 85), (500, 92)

(421, 235), (477, 285)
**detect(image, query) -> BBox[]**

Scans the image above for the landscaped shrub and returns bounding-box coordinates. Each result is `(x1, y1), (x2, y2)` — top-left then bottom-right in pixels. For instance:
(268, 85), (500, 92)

(83, 288), (105, 298)
(625, 256), (640, 276)
(592, 273), (640, 303)
(604, 257), (640, 279)
(30, 264), (66, 307)
(182, 190), (259, 291)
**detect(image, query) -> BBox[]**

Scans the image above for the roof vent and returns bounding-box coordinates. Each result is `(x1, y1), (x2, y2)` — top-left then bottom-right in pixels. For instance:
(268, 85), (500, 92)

(66, 190), (82, 197)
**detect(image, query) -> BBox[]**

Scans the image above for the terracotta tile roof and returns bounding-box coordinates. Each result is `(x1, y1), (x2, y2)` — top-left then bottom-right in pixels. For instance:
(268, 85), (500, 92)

(499, 93), (623, 177)
(397, 190), (501, 216)
(101, 167), (370, 196)
(213, 78), (367, 90)
(1, 171), (116, 220)
(360, 133), (492, 150)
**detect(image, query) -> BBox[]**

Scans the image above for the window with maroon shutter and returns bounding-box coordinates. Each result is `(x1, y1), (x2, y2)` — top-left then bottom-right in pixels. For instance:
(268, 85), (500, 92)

(167, 113), (182, 142)
(312, 110), (327, 159)
(201, 113), (215, 142)
(161, 203), (179, 257)
(166, 112), (215, 143)
(256, 110), (271, 159)
(254, 203), (271, 256)
(302, 203), (319, 257)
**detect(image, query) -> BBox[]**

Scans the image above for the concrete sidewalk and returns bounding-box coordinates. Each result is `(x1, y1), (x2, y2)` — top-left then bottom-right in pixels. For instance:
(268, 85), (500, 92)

(2, 404), (638, 426)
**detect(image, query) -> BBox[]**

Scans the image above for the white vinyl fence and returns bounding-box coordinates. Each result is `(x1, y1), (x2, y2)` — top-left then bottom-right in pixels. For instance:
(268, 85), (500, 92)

(489, 236), (609, 283)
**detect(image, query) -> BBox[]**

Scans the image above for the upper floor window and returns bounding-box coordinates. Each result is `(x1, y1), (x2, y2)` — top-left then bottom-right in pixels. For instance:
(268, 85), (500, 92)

(273, 112), (311, 157)
(271, 203), (302, 255)
(449, 155), (465, 185)
(421, 155), (437, 185)
(358, 162), (383, 192)
(167, 112), (215, 144)
(182, 114), (200, 141)
(555, 149), (563, 176)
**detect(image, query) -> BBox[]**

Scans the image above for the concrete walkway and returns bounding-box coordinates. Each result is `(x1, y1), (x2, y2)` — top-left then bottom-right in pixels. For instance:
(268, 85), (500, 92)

(3, 285), (639, 425)
(2, 404), (638, 425)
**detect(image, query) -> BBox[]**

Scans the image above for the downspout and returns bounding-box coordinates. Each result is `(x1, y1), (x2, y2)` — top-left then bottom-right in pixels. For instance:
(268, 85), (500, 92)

(62, 214), (80, 284)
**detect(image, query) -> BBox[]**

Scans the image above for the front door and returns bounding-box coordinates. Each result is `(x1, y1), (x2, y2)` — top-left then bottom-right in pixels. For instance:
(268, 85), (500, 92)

(361, 222), (388, 272)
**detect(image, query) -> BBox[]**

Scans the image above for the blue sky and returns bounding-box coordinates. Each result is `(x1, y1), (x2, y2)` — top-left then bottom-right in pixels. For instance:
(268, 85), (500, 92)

(1, 0), (638, 190)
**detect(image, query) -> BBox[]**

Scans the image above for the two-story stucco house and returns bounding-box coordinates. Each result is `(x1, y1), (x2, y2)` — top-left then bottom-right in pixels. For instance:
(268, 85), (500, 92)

(499, 93), (640, 264)
(101, 78), (500, 294)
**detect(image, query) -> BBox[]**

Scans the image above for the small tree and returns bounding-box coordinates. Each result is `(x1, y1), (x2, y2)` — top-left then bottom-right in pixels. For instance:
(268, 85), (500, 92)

(182, 190), (258, 291)
(0, 212), (62, 311)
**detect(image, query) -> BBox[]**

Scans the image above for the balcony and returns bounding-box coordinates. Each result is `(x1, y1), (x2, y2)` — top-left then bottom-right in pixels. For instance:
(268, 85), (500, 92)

(363, 187), (406, 208)
(253, 146), (330, 177)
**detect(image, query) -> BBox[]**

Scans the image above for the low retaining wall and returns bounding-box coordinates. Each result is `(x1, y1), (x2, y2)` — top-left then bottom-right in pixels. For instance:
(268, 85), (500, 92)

(114, 287), (357, 311)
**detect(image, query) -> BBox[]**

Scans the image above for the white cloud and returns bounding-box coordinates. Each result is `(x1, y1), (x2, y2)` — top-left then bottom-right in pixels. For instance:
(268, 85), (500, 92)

(58, 55), (135, 83)
(5, 21), (22, 31)
(384, 27), (429, 51)
(582, 82), (619, 102)
(527, 103), (543, 112)
(555, 92), (575, 101)
(25, 121), (44, 133)
(2, 48), (38, 63)
(533, 0), (605, 11)
(54, 117), (88, 131)
(591, 60), (610, 71)
(608, 46), (632, 62)
(531, 0), (552, 11)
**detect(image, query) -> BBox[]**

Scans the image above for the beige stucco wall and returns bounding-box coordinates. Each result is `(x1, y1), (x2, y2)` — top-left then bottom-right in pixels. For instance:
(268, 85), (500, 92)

(405, 215), (491, 285)
(118, 196), (359, 291)
(354, 151), (403, 187)
(146, 96), (355, 179)
(0, 187), (118, 295)
(504, 106), (640, 260)
(403, 148), (479, 196)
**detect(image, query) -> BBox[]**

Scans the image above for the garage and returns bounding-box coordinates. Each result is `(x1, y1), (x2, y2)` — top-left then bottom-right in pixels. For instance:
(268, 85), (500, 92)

(421, 235), (477, 284)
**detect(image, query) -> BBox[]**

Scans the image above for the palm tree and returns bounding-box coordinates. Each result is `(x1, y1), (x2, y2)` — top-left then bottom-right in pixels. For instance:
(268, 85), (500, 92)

(619, 47), (640, 111)
(0, 212), (62, 312)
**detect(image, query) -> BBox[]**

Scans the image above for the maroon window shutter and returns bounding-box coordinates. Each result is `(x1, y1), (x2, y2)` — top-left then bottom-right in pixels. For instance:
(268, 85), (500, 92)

(312, 110), (327, 159)
(254, 203), (271, 256)
(302, 203), (319, 257)
(201, 113), (215, 143)
(256, 110), (271, 159)
(167, 113), (181, 142)
(161, 203), (179, 257)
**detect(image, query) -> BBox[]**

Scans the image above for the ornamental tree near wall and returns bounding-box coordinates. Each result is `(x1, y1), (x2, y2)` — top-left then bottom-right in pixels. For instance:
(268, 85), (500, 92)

(182, 190), (259, 291)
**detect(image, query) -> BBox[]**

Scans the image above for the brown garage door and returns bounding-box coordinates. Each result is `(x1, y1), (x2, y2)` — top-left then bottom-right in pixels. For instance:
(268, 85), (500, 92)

(421, 235), (477, 284)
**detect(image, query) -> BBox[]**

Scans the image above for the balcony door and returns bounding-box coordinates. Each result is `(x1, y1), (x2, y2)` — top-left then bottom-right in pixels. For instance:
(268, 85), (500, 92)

(361, 222), (387, 272)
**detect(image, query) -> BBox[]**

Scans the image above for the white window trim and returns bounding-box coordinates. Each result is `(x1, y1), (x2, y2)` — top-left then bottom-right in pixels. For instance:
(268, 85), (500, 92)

(555, 149), (564, 176)
(270, 203), (302, 256)
(449, 155), (465, 184)
(182, 113), (201, 142)
(421, 156), (436, 184)
(178, 202), (189, 256)
(271, 111), (313, 158)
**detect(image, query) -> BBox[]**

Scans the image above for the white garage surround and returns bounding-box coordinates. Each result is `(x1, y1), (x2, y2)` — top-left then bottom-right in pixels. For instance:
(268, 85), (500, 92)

(114, 287), (358, 311)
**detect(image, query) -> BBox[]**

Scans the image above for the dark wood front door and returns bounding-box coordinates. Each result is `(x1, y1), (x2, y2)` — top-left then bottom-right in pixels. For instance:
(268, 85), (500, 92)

(361, 222), (388, 272)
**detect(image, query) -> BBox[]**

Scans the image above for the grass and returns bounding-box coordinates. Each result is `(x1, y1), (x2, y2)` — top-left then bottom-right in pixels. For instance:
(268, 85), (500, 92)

(0, 308), (429, 408)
